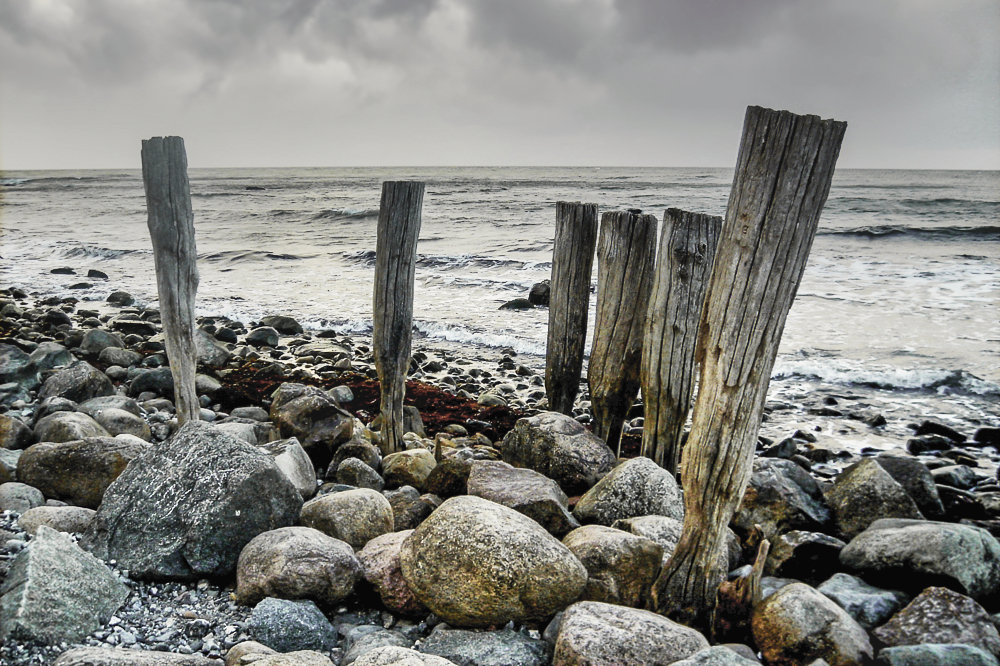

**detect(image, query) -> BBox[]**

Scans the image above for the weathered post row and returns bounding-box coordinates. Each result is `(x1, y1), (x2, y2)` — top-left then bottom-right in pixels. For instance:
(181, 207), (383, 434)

(140, 136), (200, 425)
(589, 210), (657, 454)
(545, 201), (599, 416)
(640, 208), (722, 474)
(373, 181), (425, 454)
(650, 105), (847, 629)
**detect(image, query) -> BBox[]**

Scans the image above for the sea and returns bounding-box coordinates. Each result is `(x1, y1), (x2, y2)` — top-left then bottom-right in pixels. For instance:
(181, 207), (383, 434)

(1, 167), (998, 436)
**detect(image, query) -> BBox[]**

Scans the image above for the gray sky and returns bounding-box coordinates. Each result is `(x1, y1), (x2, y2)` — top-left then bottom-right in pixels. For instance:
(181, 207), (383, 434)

(2, 0), (998, 170)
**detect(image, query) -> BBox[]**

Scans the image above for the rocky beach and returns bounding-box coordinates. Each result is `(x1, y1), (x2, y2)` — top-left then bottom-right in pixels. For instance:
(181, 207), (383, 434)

(1, 276), (1000, 666)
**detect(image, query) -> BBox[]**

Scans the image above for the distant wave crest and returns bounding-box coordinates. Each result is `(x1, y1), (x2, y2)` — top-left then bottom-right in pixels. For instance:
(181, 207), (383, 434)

(819, 224), (1000, 241)
(62, 245), (143, 260)
(773, 358), (1000, 397)
(200, 250), (309, 263)
(311, 208), (379, 221)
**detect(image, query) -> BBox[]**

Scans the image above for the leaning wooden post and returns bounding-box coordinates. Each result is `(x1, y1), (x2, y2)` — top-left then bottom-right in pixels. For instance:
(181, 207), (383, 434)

(373, 181), (424, 454)
(589, 210), (657, 453)
(649, 106), (846, 629)
(545, 202), (599, 415)
(640, 209), (722, 474)
(141, 136), (200, 425)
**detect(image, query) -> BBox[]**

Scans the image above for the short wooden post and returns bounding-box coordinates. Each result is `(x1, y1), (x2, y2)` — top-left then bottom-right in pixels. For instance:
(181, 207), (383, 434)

(640, 209), (722, 473)
(589, 210), (657, 453)
(649, 106), (846, 629)
(373, 181), (424, 454)
(545, 202), (599, 416)
(141, 136), (199, 425)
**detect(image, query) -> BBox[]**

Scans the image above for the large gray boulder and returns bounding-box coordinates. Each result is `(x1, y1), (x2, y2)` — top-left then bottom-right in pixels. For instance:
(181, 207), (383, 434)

(877, 644), (999, 666)
(301, 488), (393, 548)
(88, 408), (151, 441)
(872, 587), (1000, 657)
(53, 648), (216, 665)
(258, 437), (317, 500)
(18, 505), (96, 536)
(235, 526), (362, 607)
(500, 412), (616, 496)
(467, 460), (580, 537)
(17, 437), (148, 509)
(270, 383), (355, 469)
(562, 525), (663, 608)
(247, 597), (338, 653)
(824, 458), (924, 540)
(78, 328), (124, 356)
(0, 526), (129, 644)
(572, 456), (683, 526)
(751, 582), (874, 666)
(732, 458), (831, 541)
(37, 361), (115, 404)
(194, 328), (233, 368)
(420, 627), (552, 666)
(0, 481), (45, 512)
(839, 519), (1000, 600)
(382, 449), (437, 492)
(875, 454), (946, 520)
(553, 601), (709, 666)
(0, 343), (41, 393)
(33, 411), (111, 443)
(81, 421), (303, 580)
(399, 495), (587, 628)
(817, 572), (910, 630)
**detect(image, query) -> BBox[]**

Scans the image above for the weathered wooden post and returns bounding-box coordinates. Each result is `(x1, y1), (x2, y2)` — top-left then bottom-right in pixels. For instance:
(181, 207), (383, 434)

(589, 210), (657, 453)
(373, 181), (424, 454)
(140, 136), (199, 425)
(640, 209), (722, 473)
(545, 202), (599, 415)
(649, 106), (846, 629)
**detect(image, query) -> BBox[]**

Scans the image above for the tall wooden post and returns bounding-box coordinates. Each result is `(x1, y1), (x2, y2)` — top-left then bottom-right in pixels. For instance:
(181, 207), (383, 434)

(373, 181), (424, 454)
(589, 210), (657, 453)
(649, 106), (846, 629)
(545, 202), (599, 415)
(640, 209), (722, 473)
(141, 136), (199, 425)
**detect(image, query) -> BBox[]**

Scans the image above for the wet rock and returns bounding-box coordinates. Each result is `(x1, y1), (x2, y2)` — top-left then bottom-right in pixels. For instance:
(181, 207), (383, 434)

(338, 457), (385, 491)
(329, 438), (382, 477)
(247, 597), (338, 653)
(258, 437), (317, 500)
(383, 449), (437, 491)
(932, 465), (981, 491)
(0, 344), (40, 394)
(300, 488), (393, 548)
(82, 421), (302, 580)
(467, 460), (580, 537)
(0, 481), (46, 513)
(875, 454), (946, 520)
(127, 367), (175, 399)
(0, 413), (33, 449)
(751, 582), (873, 666)
(732, 458), (831, 541)
(17, 505), (96, 535)
(816, 572), (909, 630)
(17, 436), (147, 509)
(194, 328), (233, 368)
(98, 347), (143, 368)
(424, 457), (473, 498)
(0, 526), (129, 644)
(915, 420), (967, 444)
(38, 361), (115, 404)
(399, 495), (587, 627)
(907, 435), (952, 455)
(500, 411), (616, 496)
(839, 519), (1000, 600)
(499, 298), (534, 311)
(235, 526), (362, 607)
(78, 328), (124, 356)
(33, 411), (110, 443)
(270, 383), (355, 469)
(824, 458), (924, 540)
(553, 600), (709, 666)
(357, 530), (428, 617)
(572, 456), (683, 526)
(975, 428), (1000, 447)
(420, 627), (552, 666)
(766, 531), (847, 585)
(873, 587), (1000, 657)
(384, 486), (434, 531)
(562, 525), (663, 608)
(260, 315), (304, 335)
(528, 281), (551, 306)
(106, 291), (134, 306)
(247, 326), (281, 348)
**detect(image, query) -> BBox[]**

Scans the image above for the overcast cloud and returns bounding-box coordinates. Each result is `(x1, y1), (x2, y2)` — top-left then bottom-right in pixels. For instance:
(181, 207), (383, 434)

(1, 0), (997, 169)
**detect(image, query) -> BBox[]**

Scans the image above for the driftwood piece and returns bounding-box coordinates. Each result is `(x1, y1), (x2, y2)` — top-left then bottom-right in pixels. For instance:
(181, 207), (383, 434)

(650, 106), (847, 629)
(373, 181), (424, 454)
(640, 209), (721, 473)
(545, 202), (599, 415)
(589, 210), (657, 453)
(140, 136), (199, 425)
(713, 525), (770, 643)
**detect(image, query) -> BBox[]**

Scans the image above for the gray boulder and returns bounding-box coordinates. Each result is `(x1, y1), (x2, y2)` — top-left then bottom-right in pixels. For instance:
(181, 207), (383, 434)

(382, 449), (437, 491)
(751, 582), (874, 666)
(89, 407), (151, 440)
(127, 367), (174, 399)
(78, 395), (144, 419)
(420, 627), (552, 666)
(353, 647), (456, 666)
(0, 413), (34, 449)
(875, 454), (946, 519)
(81, 421), (302, 580)
(825, 458), (924, 540)
(235, 526), (362, 607)
(343, 627), (411, 665)
(300, 488), (393, 548)
(17, 505), (96, 536)
(79, 329), (124, 356)
(732, 457), (831, 540)
(467, 460), (580, 537)
(553, 601), (709, 666)
(357, 530), (428, 617)
(270, 383), (355, 468)
(338, 457), (385, 491)
(38, 361), (115, 404)
(562, 525), (663, 608)
(873, 586), (1000, 657)
(766, 531), (847, 585)
(247, 326), (281, 348)
(194, 327), (232, 368)
(17, 437), (148, 509)
(0, 343), (40, 393)
(247, 597), (337, 653)
(399, 495), (587, 628)
(385, 485), (435, 531)
(839, 519), (1000, 600)
(500, 412), (616, 496)
(53, 647), (216, 665)
(0, 526), (129, 644)
(98, 347), (142, 367)
(572, 456), (683, 526)
(33, 411), (110, 443)
(817, 572), (910, 630)
(260, 315), (304, 335)
(669, 646), (760, 665)
(258, 437), (317, 500)
(0, 481), (45, 513)
(877, 644), (999, 666)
